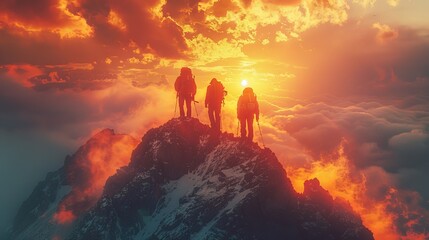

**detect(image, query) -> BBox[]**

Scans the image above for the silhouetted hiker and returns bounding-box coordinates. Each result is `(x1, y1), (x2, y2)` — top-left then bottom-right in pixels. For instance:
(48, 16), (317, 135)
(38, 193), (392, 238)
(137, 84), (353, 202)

(237, 87), (259, 142)
(175, 67), (197, 118)
(205, 78), (227, 132)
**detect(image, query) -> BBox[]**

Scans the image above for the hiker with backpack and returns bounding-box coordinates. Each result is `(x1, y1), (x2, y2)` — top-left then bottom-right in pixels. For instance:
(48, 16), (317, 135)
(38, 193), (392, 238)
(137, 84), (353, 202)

(205, 78), (226, 132)
(175, 67), (197, 118)
(237, 87), (259, 142)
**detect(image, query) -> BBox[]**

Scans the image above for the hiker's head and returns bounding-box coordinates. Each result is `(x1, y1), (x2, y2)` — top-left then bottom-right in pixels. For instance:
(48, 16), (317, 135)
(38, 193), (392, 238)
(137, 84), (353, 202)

(180, 67), (192, 76)
(243, 87), (253, 95)
(210, 78), (218, 84)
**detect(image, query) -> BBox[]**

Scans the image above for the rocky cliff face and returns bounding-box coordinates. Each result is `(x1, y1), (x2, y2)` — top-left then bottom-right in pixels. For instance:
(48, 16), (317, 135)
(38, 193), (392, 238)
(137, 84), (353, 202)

(11, 118), (374, 240)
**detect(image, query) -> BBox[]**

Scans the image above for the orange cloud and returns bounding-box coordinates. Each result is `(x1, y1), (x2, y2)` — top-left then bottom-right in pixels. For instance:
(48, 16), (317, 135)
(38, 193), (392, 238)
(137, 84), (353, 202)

(52, 208), (76, 225)
(54, 129), (138, 224)
(1, 64), (43, 87)
(211, 0), (240, 17)
(0, 0), (91, 38)
(0, 0), (69, 27)
(373, 22), (398, 44)
(286, 143), (429, 240)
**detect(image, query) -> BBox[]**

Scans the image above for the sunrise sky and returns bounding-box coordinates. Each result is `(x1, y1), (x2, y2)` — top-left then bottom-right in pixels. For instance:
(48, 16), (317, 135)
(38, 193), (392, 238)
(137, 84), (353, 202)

(1, 0), (429, 239)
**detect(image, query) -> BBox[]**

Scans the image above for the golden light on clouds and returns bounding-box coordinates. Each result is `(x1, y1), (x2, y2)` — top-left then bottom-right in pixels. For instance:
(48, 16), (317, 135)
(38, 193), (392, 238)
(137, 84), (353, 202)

(373, 22), (398, 44)
(275, 31), (288, 42)
(186, 35), (247, 64)
(108, 11), (126, 31)
(57, 0), (92, 38)
(1, 0), (429, 238)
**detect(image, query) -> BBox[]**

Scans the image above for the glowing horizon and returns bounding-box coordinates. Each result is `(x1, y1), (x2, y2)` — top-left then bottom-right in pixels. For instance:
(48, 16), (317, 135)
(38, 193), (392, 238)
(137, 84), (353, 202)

(1, 0), (429, 238)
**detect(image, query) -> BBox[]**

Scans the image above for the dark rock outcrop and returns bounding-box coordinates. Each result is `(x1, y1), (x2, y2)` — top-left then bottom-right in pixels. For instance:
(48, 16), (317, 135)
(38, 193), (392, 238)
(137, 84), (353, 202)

(67, 118), (374, 240)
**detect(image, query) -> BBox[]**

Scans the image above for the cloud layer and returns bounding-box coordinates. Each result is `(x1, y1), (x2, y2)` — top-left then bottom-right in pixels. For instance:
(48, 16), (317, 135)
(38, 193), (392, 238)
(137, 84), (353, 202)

(1, 0), (429, 238)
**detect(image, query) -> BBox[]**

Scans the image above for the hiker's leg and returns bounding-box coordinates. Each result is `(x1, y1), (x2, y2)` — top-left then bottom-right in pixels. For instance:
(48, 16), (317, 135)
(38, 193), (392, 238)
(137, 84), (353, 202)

(240, 118), (246, 138)
(179, 95), (185, 117)
(208, 107), (215, 128)
(214, 105), (221, 132)
(185, 96), (192, 117)
(247, 116), (254, 141)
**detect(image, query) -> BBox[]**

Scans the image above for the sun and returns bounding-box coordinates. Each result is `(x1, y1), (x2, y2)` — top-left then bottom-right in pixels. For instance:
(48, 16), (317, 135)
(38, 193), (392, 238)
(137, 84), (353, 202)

(241, 79), (248, 87)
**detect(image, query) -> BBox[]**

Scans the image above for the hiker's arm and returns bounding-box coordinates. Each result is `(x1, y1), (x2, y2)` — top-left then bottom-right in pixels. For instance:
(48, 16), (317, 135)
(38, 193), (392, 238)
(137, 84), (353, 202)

(237, 97), (242, 119)
(205, 86), (210, 107)
(192, 78), (197, 97)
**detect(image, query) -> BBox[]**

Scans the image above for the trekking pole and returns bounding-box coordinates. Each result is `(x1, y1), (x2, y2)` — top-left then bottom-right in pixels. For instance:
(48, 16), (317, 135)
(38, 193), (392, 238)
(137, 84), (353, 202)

(257, 120), (266, 148)
(218, 111), (222, 132)
(174, 94), (178, 118)
(193, 100), (199, 118)
(236, 120), (240, 137)
(220, 106), (223, 132)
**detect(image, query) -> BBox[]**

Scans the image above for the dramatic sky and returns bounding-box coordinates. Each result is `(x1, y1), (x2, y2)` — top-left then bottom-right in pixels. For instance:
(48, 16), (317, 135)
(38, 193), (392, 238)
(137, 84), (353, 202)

(1, 0), (429, 239)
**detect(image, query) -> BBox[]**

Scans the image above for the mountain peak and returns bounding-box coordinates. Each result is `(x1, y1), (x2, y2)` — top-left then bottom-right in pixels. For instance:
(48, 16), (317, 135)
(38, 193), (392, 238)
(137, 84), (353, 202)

(11, 118), (374, 240)
(91, 128), (115, 138)
(303, 178), (333, 202)
(10, 128), (139, 239)
(71, 118), (373, 240)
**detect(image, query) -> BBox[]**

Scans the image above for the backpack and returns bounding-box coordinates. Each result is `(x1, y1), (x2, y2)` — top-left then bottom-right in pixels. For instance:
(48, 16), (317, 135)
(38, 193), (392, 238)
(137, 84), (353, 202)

(212, 81), (225, 104)
(242, 93), (257, 113)
(239, 87), (257, 114)
(175, 67), (196, 95)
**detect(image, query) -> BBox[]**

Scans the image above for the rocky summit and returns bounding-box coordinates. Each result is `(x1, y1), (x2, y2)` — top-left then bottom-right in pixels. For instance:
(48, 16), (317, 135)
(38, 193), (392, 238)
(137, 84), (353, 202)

(11, 118), (374, 240)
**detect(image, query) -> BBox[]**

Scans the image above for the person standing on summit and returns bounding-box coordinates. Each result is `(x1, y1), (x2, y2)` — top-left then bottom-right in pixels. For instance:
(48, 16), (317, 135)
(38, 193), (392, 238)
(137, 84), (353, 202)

(205, 78), (226, 132)
(237, 87), (259, 142)
(175, 67), (197, 118)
